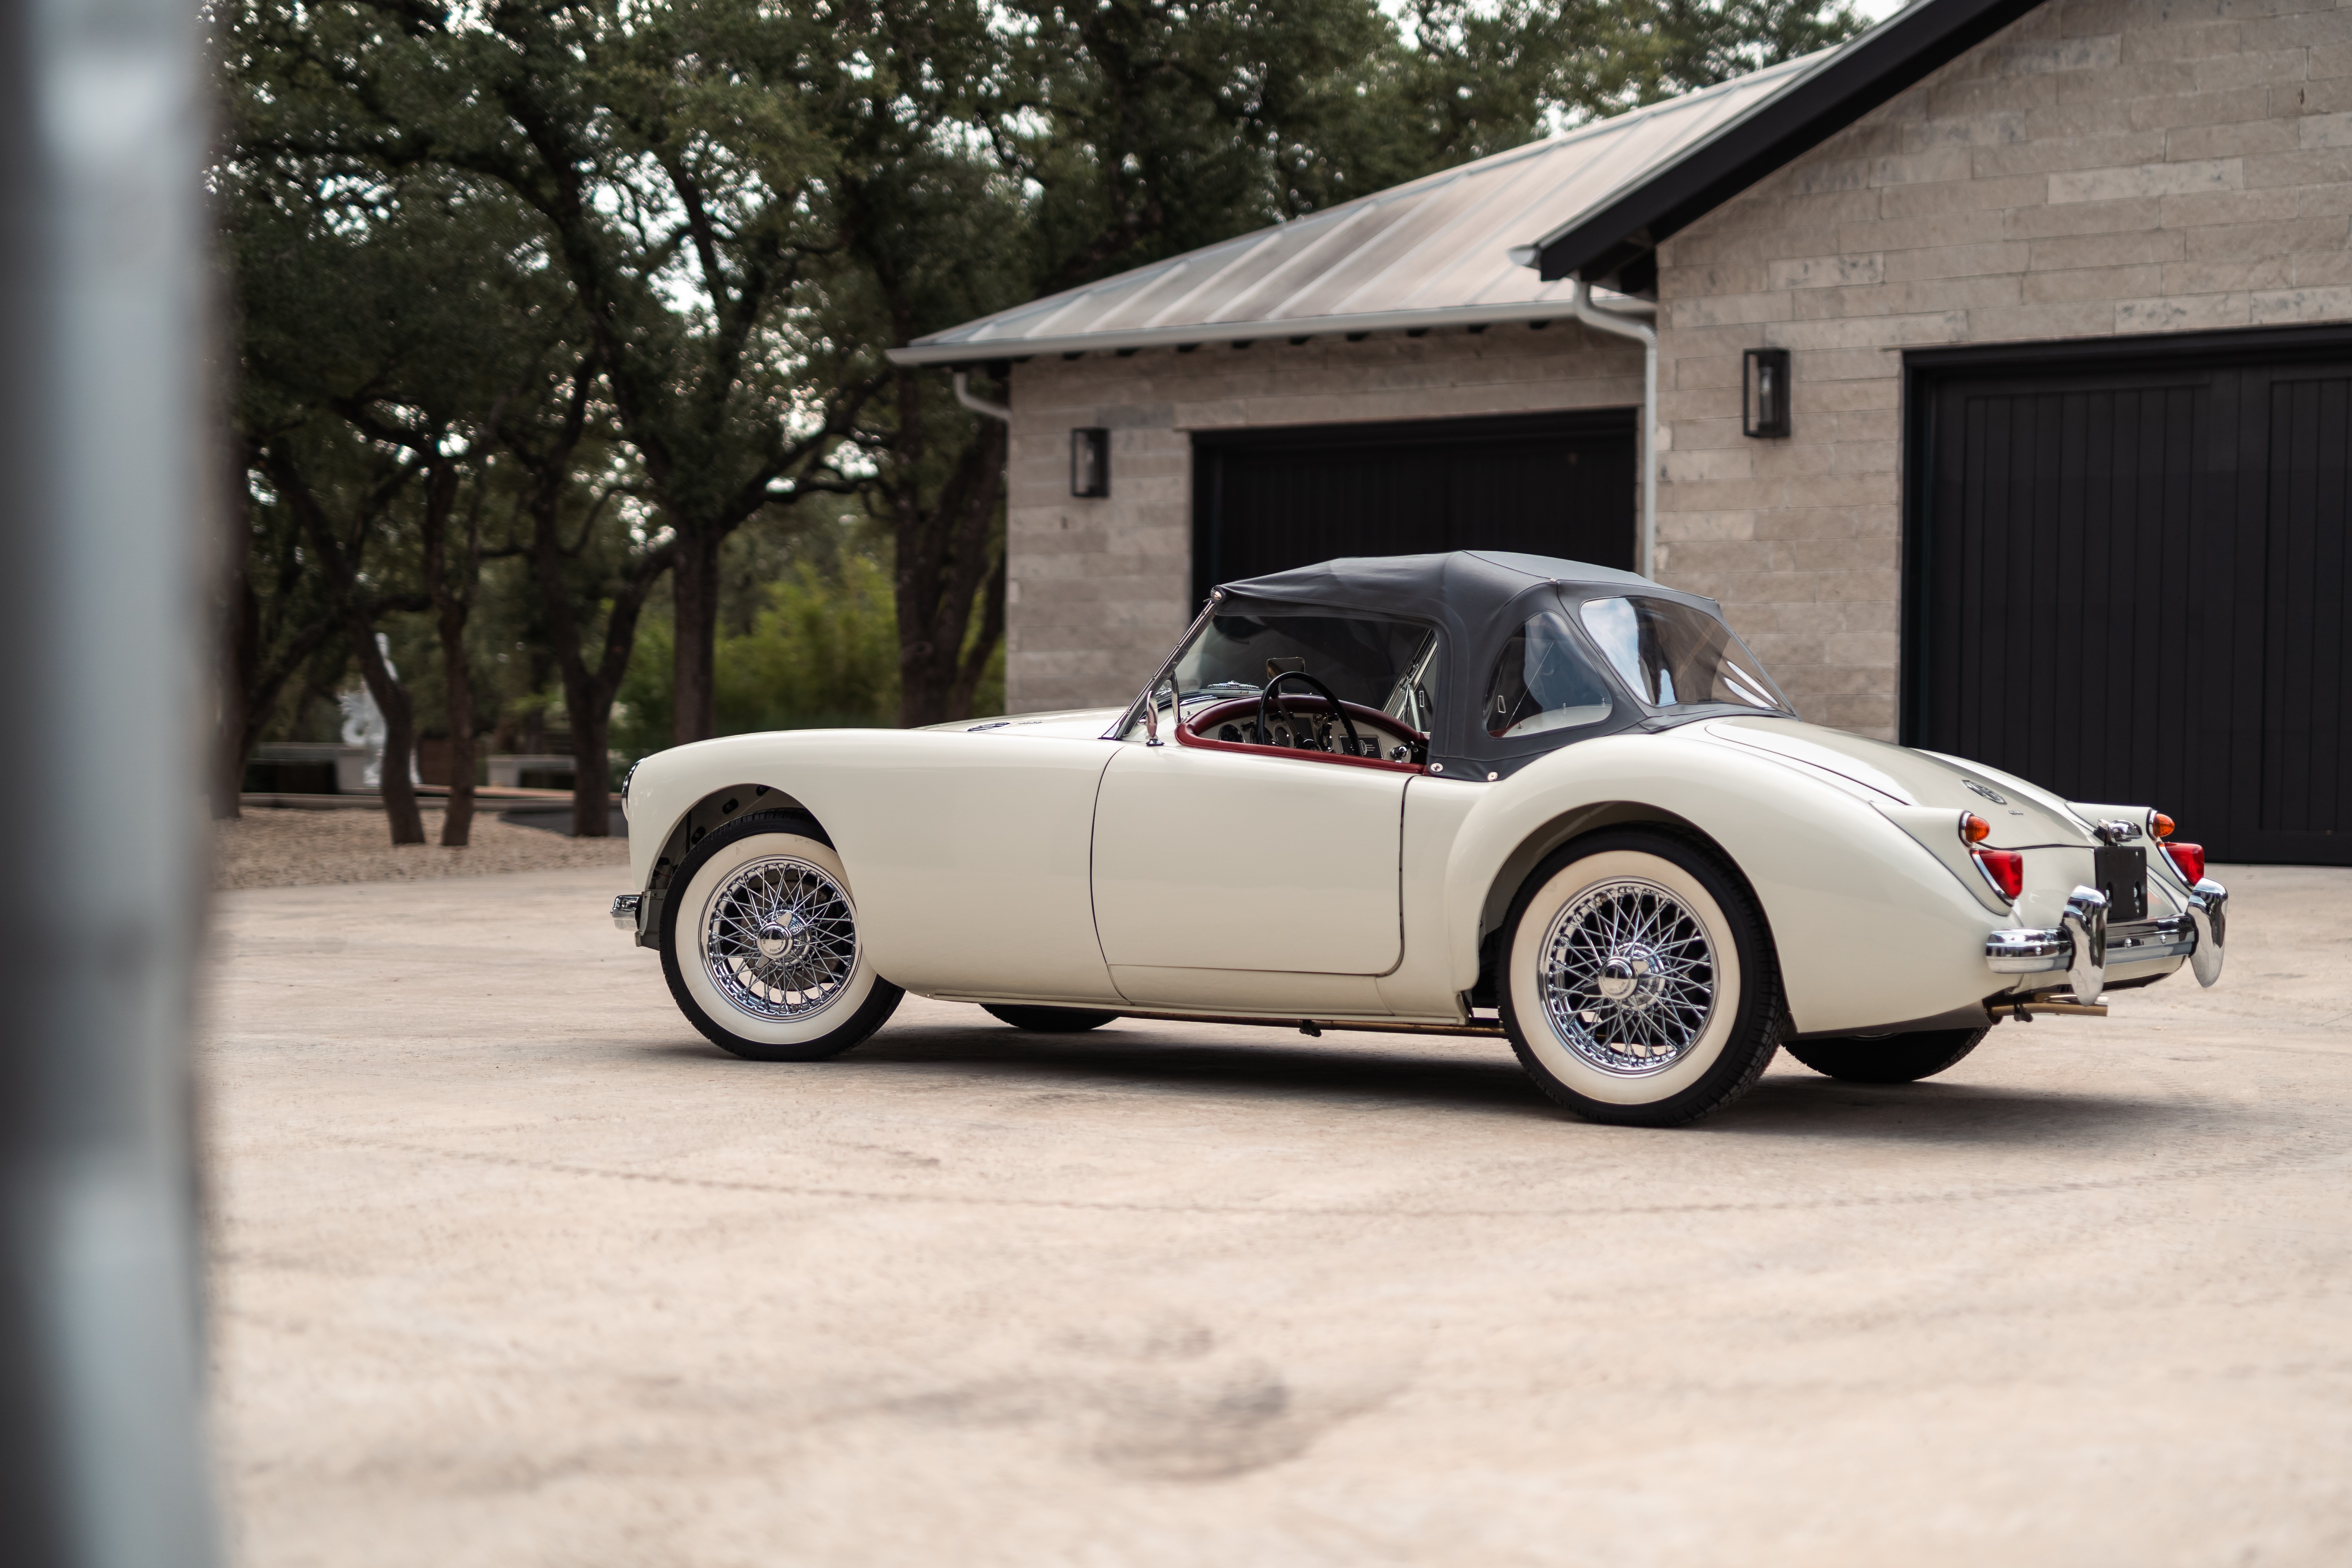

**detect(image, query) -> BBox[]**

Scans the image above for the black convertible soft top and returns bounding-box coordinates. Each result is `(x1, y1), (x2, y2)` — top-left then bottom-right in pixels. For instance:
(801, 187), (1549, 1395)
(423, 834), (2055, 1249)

(1218, 550), (1653, 642)
(1209, 550), (1735, 778)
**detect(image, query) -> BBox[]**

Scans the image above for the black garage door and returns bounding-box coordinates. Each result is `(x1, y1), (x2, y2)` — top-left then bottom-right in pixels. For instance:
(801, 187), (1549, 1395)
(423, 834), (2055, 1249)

(1192, 410), (1636, 604)
(1907, 330), (2352, 865)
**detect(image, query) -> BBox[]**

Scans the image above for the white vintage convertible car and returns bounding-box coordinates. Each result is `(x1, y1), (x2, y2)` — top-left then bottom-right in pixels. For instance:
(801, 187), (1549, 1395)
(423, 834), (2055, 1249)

(610, 551), (2228, 1126)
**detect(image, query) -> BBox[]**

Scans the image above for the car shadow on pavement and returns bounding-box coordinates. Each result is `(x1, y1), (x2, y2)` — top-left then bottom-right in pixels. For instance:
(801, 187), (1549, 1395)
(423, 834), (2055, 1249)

(1691, 1071), (2245, 1147)
(696, 1020), (2243, 1145)
(814, 1023), (1559, 1119)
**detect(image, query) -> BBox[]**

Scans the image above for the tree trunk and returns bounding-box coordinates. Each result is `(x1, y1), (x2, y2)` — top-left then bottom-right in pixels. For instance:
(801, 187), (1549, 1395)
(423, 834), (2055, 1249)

(212, 691), (246, 817)
(526, 506), (669, 843)
(213, 445), (255, 819)
(418, 461), (477, 848)
(213, 549), (257, 818)
(503, 367), (671, 840)
(671, 522), (721, 744)
(436, 601), (476, 848)
(895, 417), (1007, 729)
(351, 624), (425, 845)
(228, 603), (339, 815)
(542, 595), (613, 839)
(949, 547), (1008, 720)
(214, 603), (252, 817)
(570, 711), (611, 838)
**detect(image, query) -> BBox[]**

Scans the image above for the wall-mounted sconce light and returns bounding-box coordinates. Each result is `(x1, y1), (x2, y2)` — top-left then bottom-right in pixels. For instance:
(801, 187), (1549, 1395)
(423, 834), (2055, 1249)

(1743, 348), (1791, 438)
(1071, 427), (1110, 497)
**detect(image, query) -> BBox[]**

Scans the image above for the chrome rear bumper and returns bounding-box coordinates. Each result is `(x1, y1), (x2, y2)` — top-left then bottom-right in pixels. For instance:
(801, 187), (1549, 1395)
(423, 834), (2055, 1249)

(1985, 877), (2226, 991)
(1984, 927), (2075, 970)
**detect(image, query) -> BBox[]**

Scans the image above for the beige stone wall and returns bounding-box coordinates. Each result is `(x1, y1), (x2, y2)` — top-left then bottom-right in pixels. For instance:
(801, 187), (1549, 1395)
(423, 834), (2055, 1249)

(1656, 0), (2352, 739)
(1001, 326), (1642, 713)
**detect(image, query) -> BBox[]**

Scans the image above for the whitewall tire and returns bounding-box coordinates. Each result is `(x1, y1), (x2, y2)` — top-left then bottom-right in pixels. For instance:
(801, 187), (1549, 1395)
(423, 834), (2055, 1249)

(1499, 829), (1783, 1126)
(660, 813), (902, 1061)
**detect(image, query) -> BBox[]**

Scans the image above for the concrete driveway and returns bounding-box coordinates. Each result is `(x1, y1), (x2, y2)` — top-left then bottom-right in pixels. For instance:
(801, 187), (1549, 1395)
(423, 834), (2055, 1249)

(204, 863), (2352, 1566)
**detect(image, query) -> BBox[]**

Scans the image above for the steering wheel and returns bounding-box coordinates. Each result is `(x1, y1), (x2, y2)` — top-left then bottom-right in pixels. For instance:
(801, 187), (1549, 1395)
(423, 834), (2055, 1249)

(1257, 671), (1365, 757)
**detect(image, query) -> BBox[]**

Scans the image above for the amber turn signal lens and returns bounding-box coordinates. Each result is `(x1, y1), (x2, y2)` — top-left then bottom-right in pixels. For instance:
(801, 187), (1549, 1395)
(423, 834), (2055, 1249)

(2163, 842), (2206, 883)
(1960, 812), (1992, 844)
(1973, 847), (2025, 901)
(2151, 812), (2176, 840)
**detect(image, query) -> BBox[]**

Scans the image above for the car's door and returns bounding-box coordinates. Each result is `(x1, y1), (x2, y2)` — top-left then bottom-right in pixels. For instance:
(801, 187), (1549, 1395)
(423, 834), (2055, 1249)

(1089, 740), (1408, 1009)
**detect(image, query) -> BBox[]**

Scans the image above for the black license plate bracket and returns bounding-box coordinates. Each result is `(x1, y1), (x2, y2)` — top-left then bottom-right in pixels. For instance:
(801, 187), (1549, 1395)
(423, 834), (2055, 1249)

(2094, 845), (2147, 922)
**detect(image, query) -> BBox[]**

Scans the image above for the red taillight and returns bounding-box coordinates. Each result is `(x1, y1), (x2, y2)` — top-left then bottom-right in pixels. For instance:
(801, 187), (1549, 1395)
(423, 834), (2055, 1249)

(1973, 847), (2025, 901)
(2163, 842), (2205, 883)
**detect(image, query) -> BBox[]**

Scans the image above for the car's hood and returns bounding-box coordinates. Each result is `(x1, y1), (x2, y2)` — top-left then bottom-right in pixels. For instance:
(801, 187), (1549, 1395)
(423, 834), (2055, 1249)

(1705, 717), (2093, 846)
(916, 707), (1124, 740)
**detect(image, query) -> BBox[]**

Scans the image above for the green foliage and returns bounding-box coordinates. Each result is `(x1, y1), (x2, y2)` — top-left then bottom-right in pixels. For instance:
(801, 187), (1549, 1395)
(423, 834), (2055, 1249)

(611, 615), (673, 762)
(221, 0), (1866, 764)
(957, 0), (1869, 287)
(615, 546), (1007, 758)
(719, 554), (904, 733)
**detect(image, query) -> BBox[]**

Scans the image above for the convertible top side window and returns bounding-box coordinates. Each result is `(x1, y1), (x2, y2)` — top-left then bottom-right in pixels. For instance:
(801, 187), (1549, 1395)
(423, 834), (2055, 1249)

(1486, 610), (1613, 738)
(1580, 595), (1791, 715)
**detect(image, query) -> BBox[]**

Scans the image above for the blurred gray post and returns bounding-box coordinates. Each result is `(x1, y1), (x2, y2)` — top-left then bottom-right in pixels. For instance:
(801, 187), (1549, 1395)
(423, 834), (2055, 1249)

(0, 0), (222, 1555)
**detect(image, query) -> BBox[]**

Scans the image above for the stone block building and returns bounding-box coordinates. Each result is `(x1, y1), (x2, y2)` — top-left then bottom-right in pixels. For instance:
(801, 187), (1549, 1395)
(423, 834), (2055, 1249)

(894, 0), (2352, 864)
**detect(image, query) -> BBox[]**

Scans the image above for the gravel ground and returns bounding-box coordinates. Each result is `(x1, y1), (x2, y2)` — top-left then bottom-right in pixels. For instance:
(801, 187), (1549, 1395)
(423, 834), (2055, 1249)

(207, 862), (2352, 1566)
(214, 804), (632, 890)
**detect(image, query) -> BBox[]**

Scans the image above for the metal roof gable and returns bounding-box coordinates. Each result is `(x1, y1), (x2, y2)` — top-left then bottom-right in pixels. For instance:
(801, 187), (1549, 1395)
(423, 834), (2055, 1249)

(1533, 0), (2050, 283)
(887, 0), (2053, 365)
(884, 66), (1804, 365)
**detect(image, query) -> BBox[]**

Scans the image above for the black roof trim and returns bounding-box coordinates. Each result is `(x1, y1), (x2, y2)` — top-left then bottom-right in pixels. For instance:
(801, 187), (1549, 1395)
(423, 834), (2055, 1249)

(1536, 0), (2049, 284)
(1904, 320), (2352, 370)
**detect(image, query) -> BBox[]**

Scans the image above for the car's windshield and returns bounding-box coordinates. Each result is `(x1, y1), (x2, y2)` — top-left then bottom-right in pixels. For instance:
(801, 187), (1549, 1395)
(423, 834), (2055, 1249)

(1129, 607), (1441, 737)
(1579, 596), (1791, 715)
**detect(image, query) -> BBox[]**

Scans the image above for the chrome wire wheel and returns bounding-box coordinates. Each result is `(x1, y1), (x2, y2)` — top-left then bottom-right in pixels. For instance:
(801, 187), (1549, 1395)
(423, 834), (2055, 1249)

(701, 854), (860, 1022)
(1535, 876), (1718, 1076)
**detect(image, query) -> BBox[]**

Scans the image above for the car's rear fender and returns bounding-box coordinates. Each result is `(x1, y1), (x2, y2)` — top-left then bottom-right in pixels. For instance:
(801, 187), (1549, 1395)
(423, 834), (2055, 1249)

(1441, 730), (2002, 1037)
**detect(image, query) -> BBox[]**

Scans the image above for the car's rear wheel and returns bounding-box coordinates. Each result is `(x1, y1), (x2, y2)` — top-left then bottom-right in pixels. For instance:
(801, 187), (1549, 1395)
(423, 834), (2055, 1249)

(982, 1004), (1118, 1033)
(1784, 1028), (1985, 1084)
(661, 813), (902, 1062)
(1498, 829), (1783, 1127)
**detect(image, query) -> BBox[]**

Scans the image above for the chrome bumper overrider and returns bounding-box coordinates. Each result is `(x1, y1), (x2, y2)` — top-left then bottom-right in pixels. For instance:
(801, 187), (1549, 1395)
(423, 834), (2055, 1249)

(1984, 877), (2227, 993)
(612, 892), (642, 933)
(2185, 876), (2227, 986)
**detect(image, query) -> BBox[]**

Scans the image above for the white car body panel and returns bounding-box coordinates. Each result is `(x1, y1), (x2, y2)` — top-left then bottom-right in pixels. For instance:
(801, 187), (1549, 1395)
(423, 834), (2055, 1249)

(1108, 967), (1392, 1015)
(1091, 744), (1406, 978)
(1380, 778), (1485, 1022)
(1437, 727), (2005, 1037)
(623, 708), (2198, 1032)
(628, 729), (1120, 1005)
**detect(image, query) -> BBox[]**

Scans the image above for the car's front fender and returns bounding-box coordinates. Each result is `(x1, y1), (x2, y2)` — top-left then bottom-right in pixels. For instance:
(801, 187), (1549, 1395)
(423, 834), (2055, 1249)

(1439, 729), (2004, 1036)
(623, 729), (1123, 1003)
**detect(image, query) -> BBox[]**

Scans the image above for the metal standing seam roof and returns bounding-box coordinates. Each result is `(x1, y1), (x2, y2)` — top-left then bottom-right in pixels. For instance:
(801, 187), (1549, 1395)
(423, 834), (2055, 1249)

(885, 51), (1825, 367)
(889, 0), (2061, 365)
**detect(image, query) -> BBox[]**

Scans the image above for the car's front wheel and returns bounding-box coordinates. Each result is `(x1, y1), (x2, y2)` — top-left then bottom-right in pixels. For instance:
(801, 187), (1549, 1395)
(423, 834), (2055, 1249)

(1784, 1028), (1985, 1083)
(1499, 829), (1784, 1127)
(661, 813), (902, 1062)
